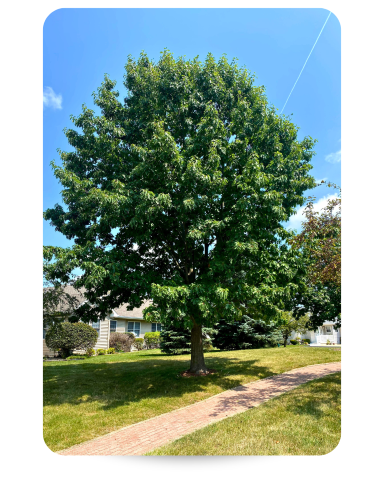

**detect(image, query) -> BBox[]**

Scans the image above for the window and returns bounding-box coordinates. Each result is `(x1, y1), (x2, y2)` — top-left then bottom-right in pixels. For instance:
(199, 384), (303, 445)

(92, 320), (100, 337)
(151, 323), (162, 332)
(325, 325), (333, 334)
(110, 320), (117, 333)
(127, 321), (140, 337)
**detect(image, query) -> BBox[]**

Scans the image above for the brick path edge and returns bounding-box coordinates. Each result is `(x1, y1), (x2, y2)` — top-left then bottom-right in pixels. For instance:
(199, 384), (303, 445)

(57, 361), (341, 456)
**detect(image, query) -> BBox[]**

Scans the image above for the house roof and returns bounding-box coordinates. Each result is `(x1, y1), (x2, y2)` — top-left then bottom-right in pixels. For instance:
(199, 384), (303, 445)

(44, 285), (151, 320)
(111, 299), (152, 319)
(43, 285), (87, 313)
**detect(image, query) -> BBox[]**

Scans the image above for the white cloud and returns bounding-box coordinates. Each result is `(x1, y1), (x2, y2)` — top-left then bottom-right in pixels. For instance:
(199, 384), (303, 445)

(285, 194), (339, 232)
(43, 86), (62, 110)
(325, 149), (341, 163)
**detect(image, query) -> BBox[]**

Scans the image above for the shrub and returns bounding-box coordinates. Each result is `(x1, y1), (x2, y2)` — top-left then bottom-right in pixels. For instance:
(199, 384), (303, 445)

(109, 332), (135, 352)
(66, 355), (87, 360)
(326, 339), (331, 345)
(106, 347), (115, 354)
(45, 322), (98, 358)
(290, 339), (298, 345)
(144, 331), (161, 349)
(160, 324), (215, 355)
(212, 315), (283, 351)
(302, 339), (310, 345)
(133, 338), (144, 350)
(97, 349), (106, 355)
(86, 348), (95, 357)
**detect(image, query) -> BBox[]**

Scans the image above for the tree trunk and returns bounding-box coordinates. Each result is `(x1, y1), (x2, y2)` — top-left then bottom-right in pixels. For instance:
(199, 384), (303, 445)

(189, 322), (208, 374)
(283, 337), (287, 347)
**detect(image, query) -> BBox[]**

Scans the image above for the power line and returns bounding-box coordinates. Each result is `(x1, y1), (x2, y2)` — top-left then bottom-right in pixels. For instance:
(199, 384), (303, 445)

(281, 11), (332, 115)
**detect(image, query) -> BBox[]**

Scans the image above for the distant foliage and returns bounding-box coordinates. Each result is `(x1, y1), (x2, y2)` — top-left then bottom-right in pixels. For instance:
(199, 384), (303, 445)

(133, 338), (144, 350)
(45, 322), (98, 358)
(144, 331), (161, 349)
(212, 315), (283, 351)
(290, 184), (341, 329)
(160, 324), (215, 355)
(109, 332), (135, 352)
(278, 311), (310, 347)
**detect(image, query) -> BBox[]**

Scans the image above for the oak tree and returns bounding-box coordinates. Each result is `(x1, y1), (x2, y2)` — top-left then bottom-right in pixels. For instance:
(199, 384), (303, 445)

(44, 51), (316, 374)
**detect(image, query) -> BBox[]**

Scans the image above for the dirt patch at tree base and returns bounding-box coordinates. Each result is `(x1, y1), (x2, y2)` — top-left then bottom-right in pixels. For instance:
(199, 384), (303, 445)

(179, 369), (217, 377)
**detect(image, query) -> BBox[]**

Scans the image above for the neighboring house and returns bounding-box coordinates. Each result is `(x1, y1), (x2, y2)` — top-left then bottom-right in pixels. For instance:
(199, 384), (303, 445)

(288, 321), (341, 345)
(43, 286), (161, 357)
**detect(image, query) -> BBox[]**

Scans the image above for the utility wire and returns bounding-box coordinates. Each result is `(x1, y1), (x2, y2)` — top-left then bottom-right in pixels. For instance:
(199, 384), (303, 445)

(281, 11), (332, 115)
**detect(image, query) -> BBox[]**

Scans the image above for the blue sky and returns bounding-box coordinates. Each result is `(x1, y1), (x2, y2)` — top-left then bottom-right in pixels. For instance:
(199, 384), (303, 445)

(44, 8), (340, 248)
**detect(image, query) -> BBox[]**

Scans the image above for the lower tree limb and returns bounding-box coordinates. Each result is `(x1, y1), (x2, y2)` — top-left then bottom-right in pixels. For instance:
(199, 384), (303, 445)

(189, 322), (208, 374)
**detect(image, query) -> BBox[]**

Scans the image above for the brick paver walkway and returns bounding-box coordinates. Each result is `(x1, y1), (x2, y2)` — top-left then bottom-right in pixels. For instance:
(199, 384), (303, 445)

(59, 361), (341, 456)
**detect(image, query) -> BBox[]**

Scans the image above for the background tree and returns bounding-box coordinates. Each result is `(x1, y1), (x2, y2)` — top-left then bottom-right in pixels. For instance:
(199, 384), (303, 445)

(278, 311), (310, 347)
(44, 51), (316, 374)
(289, 183), (341, 329)
(43, 248), (82, 328)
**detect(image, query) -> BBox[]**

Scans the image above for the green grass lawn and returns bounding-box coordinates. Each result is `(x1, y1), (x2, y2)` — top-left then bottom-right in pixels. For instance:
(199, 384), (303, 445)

(43, 346), (341, 452)
(147, 372), (341, 456)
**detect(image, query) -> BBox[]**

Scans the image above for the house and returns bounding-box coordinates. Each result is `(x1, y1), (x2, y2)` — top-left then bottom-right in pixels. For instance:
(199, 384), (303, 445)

(43, 286), (161, 357)
(288, 320), (341, 346)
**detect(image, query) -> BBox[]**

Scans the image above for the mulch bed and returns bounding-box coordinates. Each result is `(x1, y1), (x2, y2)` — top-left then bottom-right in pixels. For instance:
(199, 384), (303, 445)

(179, 369), (217, 377)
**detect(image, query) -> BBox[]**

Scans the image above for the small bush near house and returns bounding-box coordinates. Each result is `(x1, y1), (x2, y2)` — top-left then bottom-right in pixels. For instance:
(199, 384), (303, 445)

(106, 347), (115, 354)
(326, 339), (331, 345)
(134, 338), (144, 350)
(86, 348), (95, 357)
(97, 349), (106, 355)
(144, 331), (161, 349)
(302, 339), (310, 345)
(109, 332), (135, 352)
(66, 355), (87, 360)
(45, 322), (98, 358)
(290, 339), (298, 345)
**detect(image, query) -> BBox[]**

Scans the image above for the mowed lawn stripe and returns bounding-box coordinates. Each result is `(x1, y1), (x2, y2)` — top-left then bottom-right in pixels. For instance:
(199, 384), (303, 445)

(43, 346), (341, 452)
(148, 372), (342, 456)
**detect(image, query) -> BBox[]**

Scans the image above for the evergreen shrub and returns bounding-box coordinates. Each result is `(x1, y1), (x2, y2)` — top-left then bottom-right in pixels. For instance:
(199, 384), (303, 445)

(160, 324), (215, 355)
(212, 315), (283, 351)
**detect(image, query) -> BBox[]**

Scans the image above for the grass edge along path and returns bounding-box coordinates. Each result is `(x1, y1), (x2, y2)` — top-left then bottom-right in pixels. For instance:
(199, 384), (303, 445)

(58, 362), (341, 456)
(148, 370), (341, 456)
(44, 346), (341, 452)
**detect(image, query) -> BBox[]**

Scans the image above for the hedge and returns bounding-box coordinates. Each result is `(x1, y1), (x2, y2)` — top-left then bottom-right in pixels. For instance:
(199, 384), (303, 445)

(45, 321), (98, 358)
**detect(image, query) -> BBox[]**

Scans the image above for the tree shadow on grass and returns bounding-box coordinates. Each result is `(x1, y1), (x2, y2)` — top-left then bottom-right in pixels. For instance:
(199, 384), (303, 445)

(43, 355), (276, 411)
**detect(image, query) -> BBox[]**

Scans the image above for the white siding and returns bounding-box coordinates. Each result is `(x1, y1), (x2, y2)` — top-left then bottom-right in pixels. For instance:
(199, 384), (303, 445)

(43, 339), (58, 357)
(95, 319), (109, 350)
(139, 321), (152, 338)
(116, 320), (127, 334)
(109, 319), (156, 339)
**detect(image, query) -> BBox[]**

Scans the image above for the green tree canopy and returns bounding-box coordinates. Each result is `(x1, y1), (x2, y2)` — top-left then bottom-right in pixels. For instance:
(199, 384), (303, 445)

(44, 51), (316, 373)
